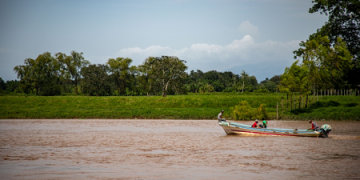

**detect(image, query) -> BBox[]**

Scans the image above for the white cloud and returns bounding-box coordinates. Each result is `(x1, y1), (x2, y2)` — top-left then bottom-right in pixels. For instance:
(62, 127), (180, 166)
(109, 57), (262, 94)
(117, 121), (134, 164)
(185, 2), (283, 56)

(115, 35), (300, 72)
(238, 21), (259, 37)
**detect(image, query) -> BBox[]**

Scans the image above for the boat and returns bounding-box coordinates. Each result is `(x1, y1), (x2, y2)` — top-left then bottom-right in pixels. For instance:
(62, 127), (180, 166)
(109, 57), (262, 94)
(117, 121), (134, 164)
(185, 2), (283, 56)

(219, 121), (331, 137)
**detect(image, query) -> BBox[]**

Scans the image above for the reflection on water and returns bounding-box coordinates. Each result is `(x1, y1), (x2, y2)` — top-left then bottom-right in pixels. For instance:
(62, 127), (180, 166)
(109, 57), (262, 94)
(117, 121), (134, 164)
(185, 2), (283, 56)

(0, 120), (359, 179)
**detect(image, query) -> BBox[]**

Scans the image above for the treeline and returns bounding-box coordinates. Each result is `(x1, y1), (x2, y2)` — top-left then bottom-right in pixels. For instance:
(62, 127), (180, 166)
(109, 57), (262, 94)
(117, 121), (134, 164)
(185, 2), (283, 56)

(2, 50), (283, 96)
(0, 79), (19, 93)
(185, 70), (280, 93)
(6, 52), (188, 96)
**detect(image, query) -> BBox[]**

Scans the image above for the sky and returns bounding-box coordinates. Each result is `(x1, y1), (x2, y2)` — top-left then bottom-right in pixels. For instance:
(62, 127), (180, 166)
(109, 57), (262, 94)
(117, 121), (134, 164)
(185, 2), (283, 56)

(0, 0), (328, 82)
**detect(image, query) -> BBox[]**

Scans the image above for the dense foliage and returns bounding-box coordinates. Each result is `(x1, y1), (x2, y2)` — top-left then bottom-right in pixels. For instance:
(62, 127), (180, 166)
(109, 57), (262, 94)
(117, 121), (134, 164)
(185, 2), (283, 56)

(294, 0), (360, 88)
(5, 51), (284, 96)
(185, 70), (279, 93)
(9, 52), (190, 96)
(231, 100), (268, 120)
(280, 0), (359, 111)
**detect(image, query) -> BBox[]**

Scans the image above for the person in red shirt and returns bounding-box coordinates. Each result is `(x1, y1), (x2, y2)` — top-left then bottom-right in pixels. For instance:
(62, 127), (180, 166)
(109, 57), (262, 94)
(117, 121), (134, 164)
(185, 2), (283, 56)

(252, 119), (259, 128)
(308, 120), (319, 131)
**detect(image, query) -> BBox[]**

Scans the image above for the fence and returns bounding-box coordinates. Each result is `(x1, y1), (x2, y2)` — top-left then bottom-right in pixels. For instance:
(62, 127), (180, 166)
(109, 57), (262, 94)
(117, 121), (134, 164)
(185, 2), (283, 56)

(274, 89), (359, 120)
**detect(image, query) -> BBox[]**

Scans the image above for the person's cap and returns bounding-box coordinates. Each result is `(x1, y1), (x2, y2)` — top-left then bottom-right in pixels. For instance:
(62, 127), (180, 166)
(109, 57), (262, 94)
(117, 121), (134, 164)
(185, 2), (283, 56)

(255, 119), (258, 122)
(221, 110), (224, 112)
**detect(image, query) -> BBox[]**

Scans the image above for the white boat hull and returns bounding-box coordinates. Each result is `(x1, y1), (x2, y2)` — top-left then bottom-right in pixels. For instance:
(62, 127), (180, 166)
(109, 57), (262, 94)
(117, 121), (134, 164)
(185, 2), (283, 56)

(219, 122), (322, 137)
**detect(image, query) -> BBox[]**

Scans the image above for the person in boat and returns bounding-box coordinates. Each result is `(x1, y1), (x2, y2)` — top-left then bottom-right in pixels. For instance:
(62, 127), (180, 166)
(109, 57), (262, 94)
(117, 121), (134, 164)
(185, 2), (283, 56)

(262, 118), (267, 128)
(252, 119), (259, 128)
(218, 110), (226, 122)
(308, 120), (319, 131)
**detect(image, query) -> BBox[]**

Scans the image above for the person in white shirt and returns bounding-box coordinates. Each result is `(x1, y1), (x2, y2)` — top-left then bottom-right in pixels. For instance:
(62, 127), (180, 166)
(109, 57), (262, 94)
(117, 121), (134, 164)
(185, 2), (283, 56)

(218, 110), (226, 122)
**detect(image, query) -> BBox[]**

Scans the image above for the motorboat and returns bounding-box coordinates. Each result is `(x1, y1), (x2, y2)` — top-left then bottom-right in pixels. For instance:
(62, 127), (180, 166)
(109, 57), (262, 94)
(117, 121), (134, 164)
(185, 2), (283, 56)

(219, 121), (331, 137)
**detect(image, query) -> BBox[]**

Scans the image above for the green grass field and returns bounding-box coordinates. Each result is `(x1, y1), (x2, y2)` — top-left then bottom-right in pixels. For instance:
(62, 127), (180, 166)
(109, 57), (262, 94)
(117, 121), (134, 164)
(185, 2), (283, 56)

(1, 92), (359, 120)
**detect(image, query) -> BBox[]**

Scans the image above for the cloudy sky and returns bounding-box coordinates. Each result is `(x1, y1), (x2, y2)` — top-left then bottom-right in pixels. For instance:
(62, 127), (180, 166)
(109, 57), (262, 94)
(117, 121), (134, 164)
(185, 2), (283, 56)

(0, 0), (328, 82)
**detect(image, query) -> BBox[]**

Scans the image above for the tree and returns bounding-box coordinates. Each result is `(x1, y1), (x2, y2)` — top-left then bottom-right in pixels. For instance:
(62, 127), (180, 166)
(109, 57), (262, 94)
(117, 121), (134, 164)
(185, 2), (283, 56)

(65, 51), (90, 94)
(279, 66), (295, 111)
(234, 70), (258, 92)
(309, 0), (360, 59)
(264, 81), (277, 92)
(81, 64), (111, 96)
(14, 52), (61, 95)
(14, 58), (35, 94)
(107, 57), (133, 95)
(240, 70), (247, 93)
(55, 52), (72, 93)
(295, 36), (353, 89)
(0, 78), (5, 91)
(269, 75), (281, 84)
(33, 52), (62, 95)
(140, 56), (188, 97)
(200, 83), (214, 93)
(5, 80), (20, 92)
(294, 0), (360, 87)
(211, 80), (225, 92)
(280, 60), (311, 109)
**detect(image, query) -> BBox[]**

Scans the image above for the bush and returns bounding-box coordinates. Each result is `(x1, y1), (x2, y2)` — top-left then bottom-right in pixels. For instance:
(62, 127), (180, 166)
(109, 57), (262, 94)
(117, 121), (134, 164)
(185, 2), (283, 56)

(232, 100), (268, 120)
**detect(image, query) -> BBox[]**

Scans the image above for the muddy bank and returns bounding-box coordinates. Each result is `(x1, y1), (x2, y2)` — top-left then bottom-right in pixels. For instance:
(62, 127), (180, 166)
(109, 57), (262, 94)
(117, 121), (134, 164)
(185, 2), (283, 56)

(0, 120), (359, 179)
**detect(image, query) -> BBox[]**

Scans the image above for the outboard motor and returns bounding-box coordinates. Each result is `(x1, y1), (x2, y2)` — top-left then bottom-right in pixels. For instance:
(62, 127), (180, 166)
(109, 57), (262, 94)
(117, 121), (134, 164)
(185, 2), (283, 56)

(320, 124), (331, 138)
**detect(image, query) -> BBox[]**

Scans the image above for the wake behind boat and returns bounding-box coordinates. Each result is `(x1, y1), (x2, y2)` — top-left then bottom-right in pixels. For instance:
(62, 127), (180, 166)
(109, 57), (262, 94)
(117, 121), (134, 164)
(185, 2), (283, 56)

(219, 121), (331, 137)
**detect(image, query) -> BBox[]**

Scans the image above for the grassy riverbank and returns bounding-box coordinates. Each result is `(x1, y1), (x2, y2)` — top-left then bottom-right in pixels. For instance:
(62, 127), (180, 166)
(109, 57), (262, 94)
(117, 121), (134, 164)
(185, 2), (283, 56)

(1, 93), (359, 120)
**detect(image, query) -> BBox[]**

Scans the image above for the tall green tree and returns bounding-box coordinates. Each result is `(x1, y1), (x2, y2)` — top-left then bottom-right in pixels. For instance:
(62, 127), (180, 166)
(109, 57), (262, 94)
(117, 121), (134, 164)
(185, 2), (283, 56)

(55, 52), (72, 93)
(81, 64), (111, 96)
(294, 0), (360, 87)
(280, 60), (311, 109)
(66, 51), (90, 94)
(234, 70), (257, 92)
(140, 56), (187, 97)
(14, 52), (61, 95)
(295, 36), (353, 89)
(14, 58), (35, 94)
(279, 66), (295, 110)
(107, 57), (133, 95)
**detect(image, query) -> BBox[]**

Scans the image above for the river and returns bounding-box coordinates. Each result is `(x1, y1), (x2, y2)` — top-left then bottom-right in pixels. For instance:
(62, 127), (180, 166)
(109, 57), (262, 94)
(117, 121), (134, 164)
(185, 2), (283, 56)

(0, 120), (359, 179)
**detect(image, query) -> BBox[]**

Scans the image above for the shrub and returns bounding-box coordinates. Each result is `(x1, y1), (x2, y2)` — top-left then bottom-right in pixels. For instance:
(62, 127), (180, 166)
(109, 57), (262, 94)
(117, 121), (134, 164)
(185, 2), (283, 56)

(232, 100), (268, 120)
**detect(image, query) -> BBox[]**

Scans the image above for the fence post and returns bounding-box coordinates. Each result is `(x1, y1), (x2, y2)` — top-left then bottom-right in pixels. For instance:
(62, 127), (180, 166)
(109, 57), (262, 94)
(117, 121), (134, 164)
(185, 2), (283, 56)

(276, 102), (279, 120)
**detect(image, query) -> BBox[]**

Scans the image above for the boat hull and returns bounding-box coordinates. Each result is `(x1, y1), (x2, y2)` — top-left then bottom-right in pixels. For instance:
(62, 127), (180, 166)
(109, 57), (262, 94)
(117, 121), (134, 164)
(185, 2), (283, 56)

(219, 122), (322, 137)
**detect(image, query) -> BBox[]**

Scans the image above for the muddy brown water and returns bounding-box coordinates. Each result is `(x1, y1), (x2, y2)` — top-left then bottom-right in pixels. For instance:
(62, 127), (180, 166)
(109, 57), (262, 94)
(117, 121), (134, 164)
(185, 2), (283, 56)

(0, 120), (359, 180)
